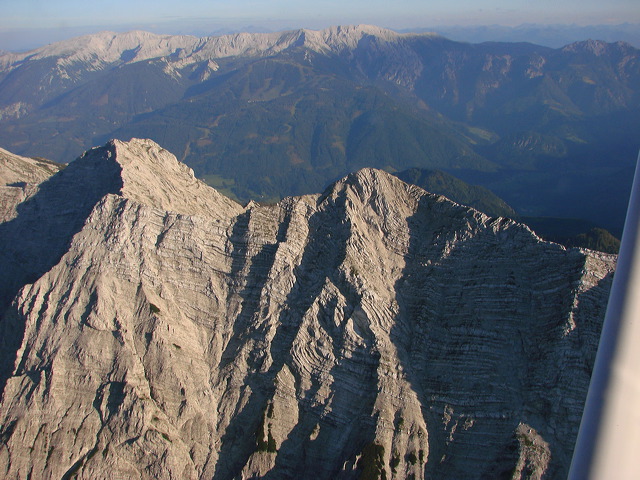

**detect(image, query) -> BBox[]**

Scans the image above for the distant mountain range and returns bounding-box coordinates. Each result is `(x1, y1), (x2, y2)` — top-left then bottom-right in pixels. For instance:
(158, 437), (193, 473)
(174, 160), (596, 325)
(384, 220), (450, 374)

(402, 23), (640, 49)
(0, 25), (638, 235)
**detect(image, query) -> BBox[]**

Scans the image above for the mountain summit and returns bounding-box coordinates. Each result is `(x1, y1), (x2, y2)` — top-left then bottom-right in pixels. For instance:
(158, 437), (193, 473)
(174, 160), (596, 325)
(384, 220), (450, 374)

(0, 139), (615, 479)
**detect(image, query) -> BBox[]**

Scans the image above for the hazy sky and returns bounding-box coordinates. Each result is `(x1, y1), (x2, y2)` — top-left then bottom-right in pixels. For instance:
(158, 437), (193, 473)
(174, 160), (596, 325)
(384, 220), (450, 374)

(1, 0), (638, 51)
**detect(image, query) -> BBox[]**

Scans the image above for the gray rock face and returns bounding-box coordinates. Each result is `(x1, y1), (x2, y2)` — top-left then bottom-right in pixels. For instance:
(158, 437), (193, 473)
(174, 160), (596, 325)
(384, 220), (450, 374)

(0, 147), (62, 222)
(0, 139), (615, 479)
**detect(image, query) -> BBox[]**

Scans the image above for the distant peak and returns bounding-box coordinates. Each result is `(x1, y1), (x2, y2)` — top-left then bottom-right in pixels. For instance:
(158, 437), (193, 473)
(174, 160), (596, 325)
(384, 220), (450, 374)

(320, 24), (397, 38)
(3, 30), (202, 68)
(561, 39), (617, 55)
(321, 167), (426, 214)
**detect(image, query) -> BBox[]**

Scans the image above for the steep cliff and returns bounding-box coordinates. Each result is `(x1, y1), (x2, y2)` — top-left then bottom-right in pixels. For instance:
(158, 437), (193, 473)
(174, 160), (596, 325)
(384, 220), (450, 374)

(0, 139), (615, 479)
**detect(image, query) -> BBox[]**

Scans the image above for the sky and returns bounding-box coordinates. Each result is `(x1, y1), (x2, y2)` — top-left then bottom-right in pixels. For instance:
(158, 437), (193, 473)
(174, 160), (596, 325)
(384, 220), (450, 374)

(1, 0), (639, 51)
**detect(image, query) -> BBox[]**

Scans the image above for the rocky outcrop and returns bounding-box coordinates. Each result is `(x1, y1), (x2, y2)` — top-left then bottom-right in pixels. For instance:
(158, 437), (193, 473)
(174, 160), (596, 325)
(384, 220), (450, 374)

(0, 139), (615, 479)
(0, 148), (62, 222)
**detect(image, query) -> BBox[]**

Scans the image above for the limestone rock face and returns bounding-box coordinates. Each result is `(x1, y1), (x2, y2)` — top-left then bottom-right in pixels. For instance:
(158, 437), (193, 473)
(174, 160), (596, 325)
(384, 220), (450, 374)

(0, 139), (615, 479)
(0, 147), (62, 222)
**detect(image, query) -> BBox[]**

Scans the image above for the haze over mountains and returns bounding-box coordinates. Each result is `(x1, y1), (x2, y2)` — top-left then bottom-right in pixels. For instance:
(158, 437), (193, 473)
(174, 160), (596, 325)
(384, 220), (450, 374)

(406, 23), (640, 49)
(0, 138), (616, 479)
(0, 25), (638, 237)
(2, 21), (639, 52)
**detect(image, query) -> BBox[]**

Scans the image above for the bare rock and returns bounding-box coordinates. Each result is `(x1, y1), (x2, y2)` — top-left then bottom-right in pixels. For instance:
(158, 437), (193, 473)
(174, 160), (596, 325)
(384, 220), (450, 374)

(0, 147), (62, 222)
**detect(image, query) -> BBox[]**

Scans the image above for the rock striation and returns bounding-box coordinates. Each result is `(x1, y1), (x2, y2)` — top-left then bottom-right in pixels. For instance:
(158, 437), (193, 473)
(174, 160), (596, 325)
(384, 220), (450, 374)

(0, 139), (615, 479)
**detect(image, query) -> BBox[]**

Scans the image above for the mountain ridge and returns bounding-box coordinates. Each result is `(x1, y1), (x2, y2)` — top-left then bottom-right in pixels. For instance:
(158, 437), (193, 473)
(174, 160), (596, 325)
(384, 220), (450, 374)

(0, 139), (616, 479)
(0, 25), (431, 74)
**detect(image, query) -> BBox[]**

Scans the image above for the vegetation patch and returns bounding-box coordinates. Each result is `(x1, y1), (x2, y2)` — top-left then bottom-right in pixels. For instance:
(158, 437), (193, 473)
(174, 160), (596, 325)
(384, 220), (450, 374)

(357, 442), (387, 480)
(390, 452), (400, 473)
(256, 415), (278, 453)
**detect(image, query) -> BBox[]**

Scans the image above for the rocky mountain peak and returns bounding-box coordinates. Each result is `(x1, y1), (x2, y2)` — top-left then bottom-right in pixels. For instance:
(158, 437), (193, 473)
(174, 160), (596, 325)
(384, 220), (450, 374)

(303, 24), (404, 51)
(328, 167), (415, 200)
(561, 38), (623, 56)
(0, 138), (240, 313)
(0, 30), (202, 69)
(100, 138), (242, 218)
